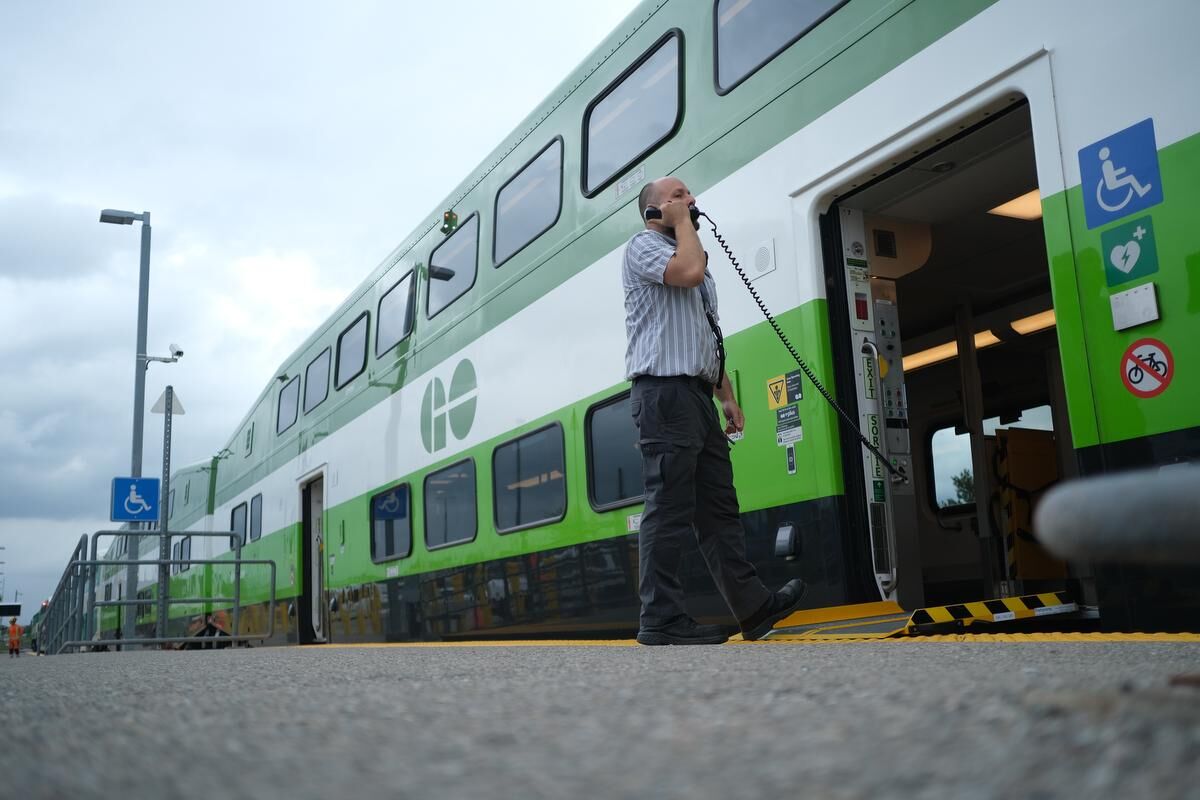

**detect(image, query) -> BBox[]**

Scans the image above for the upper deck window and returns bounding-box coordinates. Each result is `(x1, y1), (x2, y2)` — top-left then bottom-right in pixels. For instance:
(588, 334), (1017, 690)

(376, 272), (417, 357)
(494, 139), (563, 267)
(427, 215), (479, 319)
(276, 375), (300, 435)
(336, 312), (369, 389)
(583, 32), (681, 196)
(304, 348), (331, 414)
(715, 0), (846, 93)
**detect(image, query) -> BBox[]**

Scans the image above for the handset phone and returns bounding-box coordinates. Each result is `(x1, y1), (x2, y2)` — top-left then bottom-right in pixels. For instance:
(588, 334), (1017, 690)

(644, 204), (702, 230)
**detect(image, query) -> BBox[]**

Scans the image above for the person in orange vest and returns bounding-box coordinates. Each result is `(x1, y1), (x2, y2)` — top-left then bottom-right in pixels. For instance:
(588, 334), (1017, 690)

(7, 617), (22, 657)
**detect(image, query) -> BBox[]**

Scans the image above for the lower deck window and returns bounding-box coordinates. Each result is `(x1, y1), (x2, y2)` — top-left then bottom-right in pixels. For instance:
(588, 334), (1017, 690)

(424, 460), (477, 549)
(586, 393), (644, 509)
(494, 425), (566, 532)
(371, 484), (412, 562)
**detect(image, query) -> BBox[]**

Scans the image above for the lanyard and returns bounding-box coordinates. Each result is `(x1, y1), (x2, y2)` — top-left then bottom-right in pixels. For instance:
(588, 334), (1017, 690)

(697, 279), (725, 389)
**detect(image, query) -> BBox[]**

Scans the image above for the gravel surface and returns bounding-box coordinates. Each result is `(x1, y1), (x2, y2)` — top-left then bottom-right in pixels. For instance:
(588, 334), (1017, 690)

(2, 641), (1199, 799)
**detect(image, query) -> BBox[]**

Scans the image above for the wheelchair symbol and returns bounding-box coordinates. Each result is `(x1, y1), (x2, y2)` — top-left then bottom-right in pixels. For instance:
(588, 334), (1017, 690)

(124, 484), (152, 515)
(1095, 146), (1153, 213)
(377, 491), (401, 514)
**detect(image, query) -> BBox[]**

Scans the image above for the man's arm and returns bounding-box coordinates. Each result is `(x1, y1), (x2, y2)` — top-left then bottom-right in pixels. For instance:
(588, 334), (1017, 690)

(660, 201), (706, 287)
(714, 369), (745, 435)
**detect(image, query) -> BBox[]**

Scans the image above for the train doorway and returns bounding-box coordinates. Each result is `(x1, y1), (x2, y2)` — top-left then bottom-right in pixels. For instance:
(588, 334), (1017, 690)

(823, 101), (1084, 612)
(299, 476), (328, 643)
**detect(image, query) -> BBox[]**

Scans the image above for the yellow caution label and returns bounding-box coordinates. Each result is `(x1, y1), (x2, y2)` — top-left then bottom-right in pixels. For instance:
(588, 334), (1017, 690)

(767, 375), (787, 409)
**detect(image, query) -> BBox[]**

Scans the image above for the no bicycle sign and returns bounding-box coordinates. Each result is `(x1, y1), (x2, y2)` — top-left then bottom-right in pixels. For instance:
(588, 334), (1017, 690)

(1121, 338), (1173, 398)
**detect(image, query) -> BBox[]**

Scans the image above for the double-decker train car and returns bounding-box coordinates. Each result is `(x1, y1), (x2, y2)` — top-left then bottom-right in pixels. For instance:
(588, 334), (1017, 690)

(95, 0), (1200, 643)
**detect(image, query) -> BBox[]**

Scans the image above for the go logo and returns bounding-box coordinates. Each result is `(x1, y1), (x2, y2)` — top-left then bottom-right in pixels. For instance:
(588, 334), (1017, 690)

(420, 359), (478, 453)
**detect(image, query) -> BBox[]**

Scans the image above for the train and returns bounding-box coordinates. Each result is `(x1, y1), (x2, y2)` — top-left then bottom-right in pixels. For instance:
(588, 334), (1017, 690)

(92, 0), (1200, 644)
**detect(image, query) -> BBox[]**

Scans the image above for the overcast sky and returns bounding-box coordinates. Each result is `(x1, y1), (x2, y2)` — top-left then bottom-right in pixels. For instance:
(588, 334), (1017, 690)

(0, 1), (641, 622)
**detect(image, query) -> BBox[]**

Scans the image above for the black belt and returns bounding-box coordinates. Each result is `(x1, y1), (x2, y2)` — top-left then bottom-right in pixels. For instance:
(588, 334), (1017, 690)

(633, 374), (714, 395)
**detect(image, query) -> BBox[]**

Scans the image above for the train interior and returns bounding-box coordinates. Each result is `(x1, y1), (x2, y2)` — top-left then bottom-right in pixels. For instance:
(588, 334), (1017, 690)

(834, 102), (1093, 611)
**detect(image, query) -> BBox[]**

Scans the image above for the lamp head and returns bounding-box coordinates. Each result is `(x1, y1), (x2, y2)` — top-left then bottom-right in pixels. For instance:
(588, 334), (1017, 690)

(99, 209), (143, 225)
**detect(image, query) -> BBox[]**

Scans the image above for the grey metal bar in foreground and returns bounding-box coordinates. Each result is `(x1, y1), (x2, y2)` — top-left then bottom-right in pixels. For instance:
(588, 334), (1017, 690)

(1033, 465), (1200, 563)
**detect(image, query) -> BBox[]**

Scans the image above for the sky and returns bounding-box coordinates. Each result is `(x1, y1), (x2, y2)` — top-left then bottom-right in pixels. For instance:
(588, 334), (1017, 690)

(0, 1), (642, 622)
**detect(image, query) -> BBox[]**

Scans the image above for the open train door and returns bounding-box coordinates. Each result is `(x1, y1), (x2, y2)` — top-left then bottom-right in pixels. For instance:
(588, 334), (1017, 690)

(816, 100), (1082, 630)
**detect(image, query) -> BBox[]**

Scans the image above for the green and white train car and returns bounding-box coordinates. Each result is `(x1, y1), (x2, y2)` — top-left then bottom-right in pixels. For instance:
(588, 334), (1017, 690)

(98, 0), (1200, 642)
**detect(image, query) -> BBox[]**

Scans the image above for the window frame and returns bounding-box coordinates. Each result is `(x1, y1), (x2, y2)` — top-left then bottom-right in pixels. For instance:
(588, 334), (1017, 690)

(230, 502), (249, 548)
(375, 270), (418, 358)
(276, 375), (301, 435)
(369, 482), (413, 563)
(172, 540), (181, 575)
(335, 311), (371, 390)
(249, 493), (263, 542)
(303, 347), (332, 414)
(180, 535), (192, 573)
(712, 0), (848, 96)
(581, 29), (684, 198)
(244, 423), (254, 457)
(492, 136), (565, 269)
(585, 390), (646, 513)
(492, 422), (568, 534)
(422, 457), (478, 551)
(426, 213), (481, 320)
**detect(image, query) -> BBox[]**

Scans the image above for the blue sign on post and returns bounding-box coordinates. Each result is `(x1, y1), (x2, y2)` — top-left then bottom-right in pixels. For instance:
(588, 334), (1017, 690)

(1078, 118), (1164, 229)
(111, 477), (160, 522)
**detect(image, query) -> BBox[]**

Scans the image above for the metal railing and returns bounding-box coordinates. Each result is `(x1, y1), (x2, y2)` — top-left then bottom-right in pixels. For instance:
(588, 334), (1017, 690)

(41, 529), (276, 655)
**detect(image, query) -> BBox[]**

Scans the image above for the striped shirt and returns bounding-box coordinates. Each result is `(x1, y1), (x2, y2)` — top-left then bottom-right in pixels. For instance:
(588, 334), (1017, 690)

(622, 229), (721, 384)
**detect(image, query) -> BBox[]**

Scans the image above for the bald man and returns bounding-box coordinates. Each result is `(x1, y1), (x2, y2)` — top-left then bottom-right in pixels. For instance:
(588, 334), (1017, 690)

(622, 176), (805, 645)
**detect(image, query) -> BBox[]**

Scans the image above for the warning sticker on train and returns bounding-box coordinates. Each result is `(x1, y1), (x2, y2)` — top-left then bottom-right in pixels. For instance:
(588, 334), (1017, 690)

(1121, 338), (1173, 398)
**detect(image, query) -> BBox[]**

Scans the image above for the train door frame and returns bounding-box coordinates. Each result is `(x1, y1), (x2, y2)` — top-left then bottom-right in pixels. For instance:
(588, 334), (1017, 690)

(298, 470), (329, 644)
(796, 53), (1086, 611)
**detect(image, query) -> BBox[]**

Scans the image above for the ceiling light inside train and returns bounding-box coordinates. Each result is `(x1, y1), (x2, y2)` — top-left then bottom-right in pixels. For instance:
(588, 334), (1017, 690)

(988, 189), (1042, 220)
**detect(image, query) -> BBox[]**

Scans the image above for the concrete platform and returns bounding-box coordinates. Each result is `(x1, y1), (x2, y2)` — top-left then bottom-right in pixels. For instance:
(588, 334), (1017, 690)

(2, 638), (1199, 799)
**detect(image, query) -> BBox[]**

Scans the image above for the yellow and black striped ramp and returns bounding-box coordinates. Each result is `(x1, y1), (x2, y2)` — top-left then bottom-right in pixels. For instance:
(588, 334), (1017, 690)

(903, 591), (1076, 634)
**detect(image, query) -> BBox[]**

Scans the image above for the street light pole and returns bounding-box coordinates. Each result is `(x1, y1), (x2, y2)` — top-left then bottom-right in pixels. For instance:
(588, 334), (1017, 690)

(100, 208), (151, 643)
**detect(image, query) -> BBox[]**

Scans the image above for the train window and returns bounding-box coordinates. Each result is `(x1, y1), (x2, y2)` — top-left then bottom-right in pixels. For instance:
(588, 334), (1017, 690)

(104, 583), (112, 602)
(249, 493), (263, 542)
(304, 347), (331, 413)
(714, 0), (846, 94)
(168, 489), (175, 519)
(583, 32), (681, 196)
(276, 375), (300, 435)
(244, 423), (254, 457)
(184, 480), (191, 506)
(427, 215), (479, 319)
(377, 271), (417, 357)
(231, 502), (248, 547)
(493, 424), (567, 533)
(172, 541), (181, 575)
(370, 484), (412, 562)
(494, 138), (564, 267)
(424, 459), (477, 549)
(929, 405), (1054, 510)
(336, 312), (369, 389)
(586, 392), (644, 510)
(181, 536), (192, 572)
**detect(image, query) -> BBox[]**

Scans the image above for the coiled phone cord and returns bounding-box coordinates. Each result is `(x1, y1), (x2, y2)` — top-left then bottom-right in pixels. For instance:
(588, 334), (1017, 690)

(699, 211), (907, 482)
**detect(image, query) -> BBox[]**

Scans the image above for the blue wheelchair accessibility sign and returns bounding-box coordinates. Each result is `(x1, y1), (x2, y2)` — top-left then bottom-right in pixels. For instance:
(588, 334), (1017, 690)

(111, 477), (160, 522)
(1078, 118), (1164, 229)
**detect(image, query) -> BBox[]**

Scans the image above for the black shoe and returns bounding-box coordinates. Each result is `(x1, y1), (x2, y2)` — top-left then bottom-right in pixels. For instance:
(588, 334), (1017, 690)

(740, 579), (807, 641)
(637, 616), (729, 646)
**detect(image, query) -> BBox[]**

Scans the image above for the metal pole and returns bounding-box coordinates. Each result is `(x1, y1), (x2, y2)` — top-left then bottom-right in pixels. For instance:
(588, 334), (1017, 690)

(156, 386), (173, 642)
(125, 213), (152, 642)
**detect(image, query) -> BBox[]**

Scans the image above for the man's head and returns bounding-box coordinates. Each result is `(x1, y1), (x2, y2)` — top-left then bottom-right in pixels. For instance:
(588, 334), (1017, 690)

(638, 177), (695, 232)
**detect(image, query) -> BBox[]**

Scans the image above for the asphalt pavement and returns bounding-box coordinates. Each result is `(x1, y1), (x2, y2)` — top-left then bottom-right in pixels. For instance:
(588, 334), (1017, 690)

(2, 638), (1199, 799)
